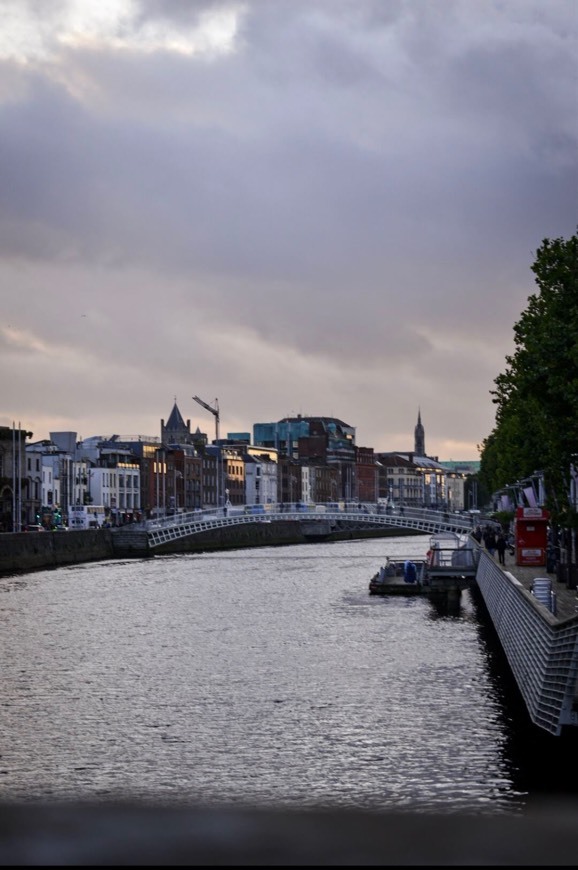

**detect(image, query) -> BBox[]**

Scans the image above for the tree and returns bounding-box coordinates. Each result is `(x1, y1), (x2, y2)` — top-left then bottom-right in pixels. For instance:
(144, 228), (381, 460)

(464, 473), (490, 511)
(480, 228), (578, 524)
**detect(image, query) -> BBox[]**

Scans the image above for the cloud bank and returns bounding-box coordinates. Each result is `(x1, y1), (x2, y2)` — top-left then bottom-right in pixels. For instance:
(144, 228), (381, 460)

(1, 0), (577, 458)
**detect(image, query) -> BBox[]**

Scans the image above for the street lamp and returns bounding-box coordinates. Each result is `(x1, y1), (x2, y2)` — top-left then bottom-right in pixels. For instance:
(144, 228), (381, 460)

(174, 469), (182, 513)
(155, 449), (166, 518)
(289, 471), (298, 507)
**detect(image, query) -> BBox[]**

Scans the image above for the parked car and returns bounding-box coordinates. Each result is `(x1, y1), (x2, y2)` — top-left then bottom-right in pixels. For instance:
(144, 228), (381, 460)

(25, 524), (45, 532)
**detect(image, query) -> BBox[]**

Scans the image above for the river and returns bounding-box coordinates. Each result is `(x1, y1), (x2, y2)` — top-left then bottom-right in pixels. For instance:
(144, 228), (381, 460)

(0, 534), (572, 816)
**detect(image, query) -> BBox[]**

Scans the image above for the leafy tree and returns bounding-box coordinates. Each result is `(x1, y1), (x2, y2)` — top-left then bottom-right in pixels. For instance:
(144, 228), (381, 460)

(464, 473), (490, 511)
(480, 228), (578, 524)
(492, 509), (514, 531)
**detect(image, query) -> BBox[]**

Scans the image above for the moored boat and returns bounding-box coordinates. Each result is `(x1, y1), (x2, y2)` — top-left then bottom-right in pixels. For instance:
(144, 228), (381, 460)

(369, 531), (478, 597)
(369, 556), (428, 595)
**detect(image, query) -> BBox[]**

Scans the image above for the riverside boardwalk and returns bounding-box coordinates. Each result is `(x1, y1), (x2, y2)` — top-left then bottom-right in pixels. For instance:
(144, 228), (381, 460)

(491, 548), (578, 621)
(474, 539), (578, 737)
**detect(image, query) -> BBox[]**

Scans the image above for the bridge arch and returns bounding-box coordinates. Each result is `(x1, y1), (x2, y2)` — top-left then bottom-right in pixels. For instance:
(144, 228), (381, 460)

(141, 506), (477, 550)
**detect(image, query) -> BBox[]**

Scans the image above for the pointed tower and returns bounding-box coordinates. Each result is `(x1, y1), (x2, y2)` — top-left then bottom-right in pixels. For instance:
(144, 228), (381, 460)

(161, 399), (192, 446)
(414, 409), (425, 457)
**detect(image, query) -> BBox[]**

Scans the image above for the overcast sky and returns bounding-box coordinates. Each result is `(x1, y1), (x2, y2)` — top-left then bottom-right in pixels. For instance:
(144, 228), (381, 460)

(1, 0), (577, 459)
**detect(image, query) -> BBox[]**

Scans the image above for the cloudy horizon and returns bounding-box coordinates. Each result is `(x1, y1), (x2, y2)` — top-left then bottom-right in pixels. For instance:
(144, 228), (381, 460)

(2, 0), (577, 460)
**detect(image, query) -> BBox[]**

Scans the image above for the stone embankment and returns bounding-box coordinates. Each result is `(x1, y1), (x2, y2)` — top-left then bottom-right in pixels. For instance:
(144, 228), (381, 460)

(0, 529), (115, 576)
(0, 521), (417, 576)
(116, 520), (418, 558)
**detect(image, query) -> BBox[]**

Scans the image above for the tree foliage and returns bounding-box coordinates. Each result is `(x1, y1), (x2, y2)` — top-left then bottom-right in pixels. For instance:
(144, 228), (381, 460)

(479, 229), (578, 523)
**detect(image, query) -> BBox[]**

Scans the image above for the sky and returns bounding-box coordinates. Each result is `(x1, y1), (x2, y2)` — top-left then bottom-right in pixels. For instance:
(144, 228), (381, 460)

(1, 0), (577, 460)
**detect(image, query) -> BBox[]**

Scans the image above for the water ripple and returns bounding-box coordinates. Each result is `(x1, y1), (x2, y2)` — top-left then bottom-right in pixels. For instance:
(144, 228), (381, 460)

(0, 537), (529, 813)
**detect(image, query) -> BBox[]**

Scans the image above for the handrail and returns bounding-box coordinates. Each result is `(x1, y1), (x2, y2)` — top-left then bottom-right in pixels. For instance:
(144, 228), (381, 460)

(142, 505), (478, 549)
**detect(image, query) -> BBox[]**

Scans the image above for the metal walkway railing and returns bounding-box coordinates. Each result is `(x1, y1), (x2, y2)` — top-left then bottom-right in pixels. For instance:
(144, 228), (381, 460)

(475, 551), (578, 736)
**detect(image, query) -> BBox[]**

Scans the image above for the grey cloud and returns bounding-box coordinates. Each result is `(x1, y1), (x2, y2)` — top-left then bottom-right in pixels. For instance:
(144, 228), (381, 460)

(1, 0), (576, 455)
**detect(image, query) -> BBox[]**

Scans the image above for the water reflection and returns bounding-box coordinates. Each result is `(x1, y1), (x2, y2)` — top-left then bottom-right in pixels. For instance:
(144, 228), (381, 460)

(0, 536), (560, 814)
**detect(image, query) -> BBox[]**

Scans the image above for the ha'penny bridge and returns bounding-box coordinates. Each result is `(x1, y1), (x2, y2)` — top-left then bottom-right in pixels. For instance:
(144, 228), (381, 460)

(112, 504), (483, 594)
(140, 504), (478, 549)
(112, 504), (483, 584)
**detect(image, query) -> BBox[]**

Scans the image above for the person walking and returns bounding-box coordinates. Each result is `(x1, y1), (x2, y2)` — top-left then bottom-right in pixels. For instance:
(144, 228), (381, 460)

(496, 532), (507, 566)
(484, 527), (497, 557)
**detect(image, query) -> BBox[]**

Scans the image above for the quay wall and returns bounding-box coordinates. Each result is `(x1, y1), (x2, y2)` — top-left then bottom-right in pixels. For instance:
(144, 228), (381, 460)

(148, 522), (418, 555)
(0, 523), (420, 575)
(0, 529), (114, 576)
(149, 519), (306, 555)
(474, 550), (578, 736)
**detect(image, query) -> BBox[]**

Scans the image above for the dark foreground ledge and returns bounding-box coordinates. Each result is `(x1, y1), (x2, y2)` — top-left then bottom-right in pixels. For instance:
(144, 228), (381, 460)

(1, 800), (578, 865)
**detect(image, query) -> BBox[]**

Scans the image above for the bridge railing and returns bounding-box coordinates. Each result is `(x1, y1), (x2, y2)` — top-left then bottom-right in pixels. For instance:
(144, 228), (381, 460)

(143, 504), (479, 549)
(144, 503), (483, 532)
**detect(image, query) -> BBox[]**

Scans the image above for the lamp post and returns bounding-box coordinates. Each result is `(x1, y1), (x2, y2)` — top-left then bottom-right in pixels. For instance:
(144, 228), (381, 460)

(86, 468), (93, 505)
(155, 449), (166, 518)
(155, 450), (160, 518)
(174, 468), (182, 514)
(331, 477), (338, 505)
(289, 471), (298, 508)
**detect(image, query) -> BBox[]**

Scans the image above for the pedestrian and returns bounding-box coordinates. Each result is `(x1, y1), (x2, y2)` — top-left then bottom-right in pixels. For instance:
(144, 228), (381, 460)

(496, 532), (507, 566)
(484, 527), (497, 557)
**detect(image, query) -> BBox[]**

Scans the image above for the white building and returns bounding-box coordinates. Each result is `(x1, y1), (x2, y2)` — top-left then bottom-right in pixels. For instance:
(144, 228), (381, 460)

(77, 436), (142, 522)
(244, 453), (278, 505)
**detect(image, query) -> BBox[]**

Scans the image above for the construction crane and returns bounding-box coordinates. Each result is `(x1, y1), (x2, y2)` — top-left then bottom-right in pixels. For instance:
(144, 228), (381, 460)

(193, 395), (222, 507)
(192, 395), (220, 443)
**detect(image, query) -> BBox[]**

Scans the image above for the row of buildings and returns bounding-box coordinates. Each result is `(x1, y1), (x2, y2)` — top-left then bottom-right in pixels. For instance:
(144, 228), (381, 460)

(0, 405), (478, 530)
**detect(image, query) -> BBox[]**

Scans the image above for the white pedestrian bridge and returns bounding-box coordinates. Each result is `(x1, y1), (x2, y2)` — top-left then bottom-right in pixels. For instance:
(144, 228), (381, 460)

(143, 504), (481, 549)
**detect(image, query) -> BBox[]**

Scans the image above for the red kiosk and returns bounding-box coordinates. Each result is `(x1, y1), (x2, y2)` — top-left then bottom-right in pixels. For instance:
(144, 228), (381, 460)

(514, 507), (550, 567)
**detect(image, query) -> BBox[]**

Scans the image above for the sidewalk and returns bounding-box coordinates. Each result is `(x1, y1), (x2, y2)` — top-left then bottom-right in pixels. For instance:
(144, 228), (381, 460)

(492, 550), (578, 621)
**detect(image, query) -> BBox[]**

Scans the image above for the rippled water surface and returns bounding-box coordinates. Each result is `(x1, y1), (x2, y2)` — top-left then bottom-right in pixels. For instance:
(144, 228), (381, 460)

(0, 536), (532, 813)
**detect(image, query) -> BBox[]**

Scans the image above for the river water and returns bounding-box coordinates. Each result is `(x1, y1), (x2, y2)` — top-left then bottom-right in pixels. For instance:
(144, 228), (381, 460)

(0, 535), (571, 816)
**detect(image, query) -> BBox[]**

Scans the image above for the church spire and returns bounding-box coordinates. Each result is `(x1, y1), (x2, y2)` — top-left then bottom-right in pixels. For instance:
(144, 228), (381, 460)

(414, 408), (425, 456)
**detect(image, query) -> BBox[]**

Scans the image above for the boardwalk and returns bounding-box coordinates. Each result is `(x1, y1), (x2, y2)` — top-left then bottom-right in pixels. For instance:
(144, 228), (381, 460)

(475, 546), (578, 735)
(490, 548), (578, 621)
